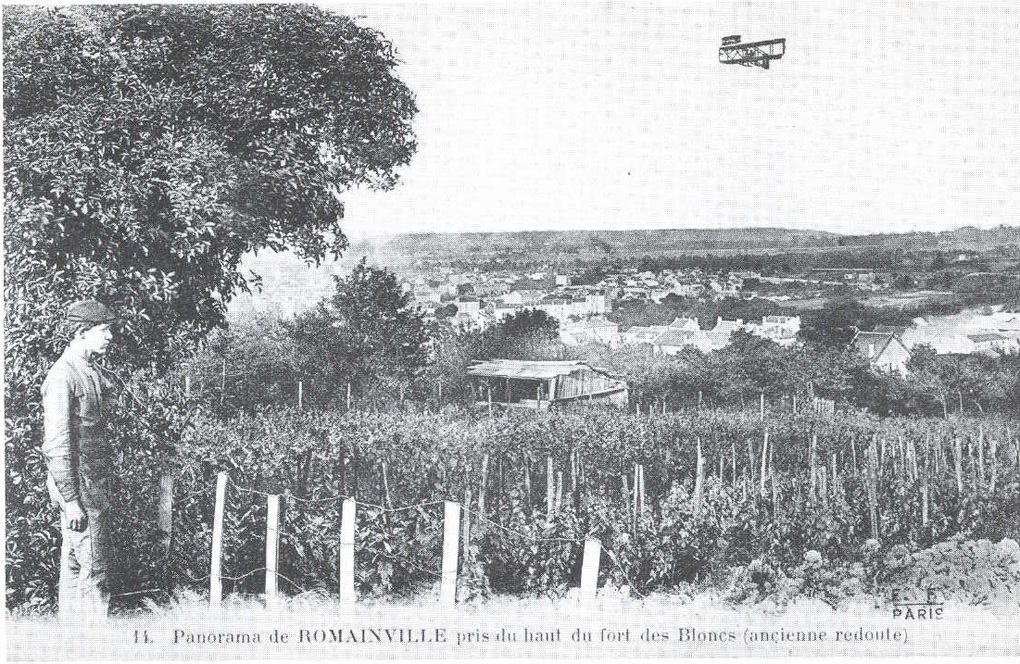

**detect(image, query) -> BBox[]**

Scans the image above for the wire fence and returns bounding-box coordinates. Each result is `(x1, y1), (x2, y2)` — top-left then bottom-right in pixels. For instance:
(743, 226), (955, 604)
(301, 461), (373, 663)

(122, 473), (631, 606)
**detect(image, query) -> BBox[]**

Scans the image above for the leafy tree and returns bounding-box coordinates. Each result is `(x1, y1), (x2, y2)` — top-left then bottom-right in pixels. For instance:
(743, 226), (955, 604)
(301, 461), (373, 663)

(4, 5), (416, 609)
(479, 309), (562, 360)
(5, 4), (417, 379)
(285, 260), (429, 400)
(184, 312), (302, 414)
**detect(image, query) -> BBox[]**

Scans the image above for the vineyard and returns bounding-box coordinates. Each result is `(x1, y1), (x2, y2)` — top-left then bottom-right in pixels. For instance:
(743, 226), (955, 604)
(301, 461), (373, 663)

(7, 404), (1020, 613)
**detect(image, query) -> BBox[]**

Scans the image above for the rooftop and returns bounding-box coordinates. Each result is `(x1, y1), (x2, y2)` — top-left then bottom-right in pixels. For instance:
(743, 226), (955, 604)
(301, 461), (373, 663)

(466, 359), (610, 380)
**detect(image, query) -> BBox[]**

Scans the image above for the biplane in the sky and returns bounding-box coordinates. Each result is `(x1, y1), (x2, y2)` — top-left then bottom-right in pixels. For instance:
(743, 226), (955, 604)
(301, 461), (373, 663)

(719, 35), (786, 69)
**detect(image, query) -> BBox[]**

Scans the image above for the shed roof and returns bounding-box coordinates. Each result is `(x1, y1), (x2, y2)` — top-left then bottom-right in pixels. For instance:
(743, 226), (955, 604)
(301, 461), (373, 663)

(851, 331), (900, 358)
(467, 359), (608, 380)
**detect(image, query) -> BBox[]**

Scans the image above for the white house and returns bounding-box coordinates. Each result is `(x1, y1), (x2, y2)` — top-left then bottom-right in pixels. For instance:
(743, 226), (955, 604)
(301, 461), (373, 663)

(851, 331), (911, 375)
(560, 317), (621, 348)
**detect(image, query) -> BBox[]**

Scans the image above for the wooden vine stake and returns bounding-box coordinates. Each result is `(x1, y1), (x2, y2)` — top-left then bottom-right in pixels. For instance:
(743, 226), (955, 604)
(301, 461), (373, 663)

(759, 432), (769, 494)
(461, 490), (472, 563)
(730, 440), (737, 489)
(746, 439), (756, 489)
(339, 498), (357, 606)
(953, 437), (964, 496)
(546, 456), (555, 525)
(692, 439), (705, 515)
(580, 539), (602, 606)
(809, 434), (818, 502)
(569, 450), (577, 494)
(638, 464), (646, 516)
(554, 470), (564, 514)
(440, 501), (460, 607)
(210, 472), (228, 608)
(977, 426), (985, 496)
(989, 433), (998, 494)
(921, 455), (930, 527)
(381, 462), (392, 508)
(631, 463), (640, 530)
(770, 472), (779, 522)
(265, 494), (280, 610)
(867, 439), (879, 540)
(478, 454), (489, 517)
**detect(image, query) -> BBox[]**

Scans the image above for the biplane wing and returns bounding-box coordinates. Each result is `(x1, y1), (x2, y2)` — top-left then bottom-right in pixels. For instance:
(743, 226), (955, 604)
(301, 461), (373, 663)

(719, 36), (786, 69)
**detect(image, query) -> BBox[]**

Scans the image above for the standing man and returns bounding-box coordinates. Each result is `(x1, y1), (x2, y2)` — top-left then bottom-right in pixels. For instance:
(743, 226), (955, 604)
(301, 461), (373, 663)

(41, 300), (118, 621)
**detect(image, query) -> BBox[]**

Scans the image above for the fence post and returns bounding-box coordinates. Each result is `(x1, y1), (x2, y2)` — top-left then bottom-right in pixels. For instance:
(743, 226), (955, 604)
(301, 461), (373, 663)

(346, 382), (352, 411)
(759, 392), (765, 422)
(298, 380), (304, 411)
(580, 538), (602, 605)
(440, 501), (460, 606)
(210, 472), (228, 607)
(265, 494), (280, 609)
(339, 498), (357, 605)
(158, 474), (173, 553)
(759, 431), (769, 494)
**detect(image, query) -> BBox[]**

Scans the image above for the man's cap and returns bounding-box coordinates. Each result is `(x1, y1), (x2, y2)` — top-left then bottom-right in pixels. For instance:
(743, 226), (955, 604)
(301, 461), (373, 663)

(66, 300), (117, 326)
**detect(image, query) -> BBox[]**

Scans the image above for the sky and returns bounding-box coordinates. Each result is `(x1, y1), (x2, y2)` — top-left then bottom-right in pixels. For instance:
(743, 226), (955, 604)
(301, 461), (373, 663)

(323, 1), (1020, 239)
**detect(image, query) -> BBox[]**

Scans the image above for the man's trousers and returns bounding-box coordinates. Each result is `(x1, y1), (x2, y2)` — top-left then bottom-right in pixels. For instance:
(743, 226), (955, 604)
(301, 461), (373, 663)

(57, 505), (111, 622)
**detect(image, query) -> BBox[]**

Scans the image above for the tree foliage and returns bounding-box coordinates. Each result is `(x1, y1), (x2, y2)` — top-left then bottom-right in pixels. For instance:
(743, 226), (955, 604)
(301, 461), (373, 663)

(4, 4), (417, 378)
(478, 309), (561, 360)
(285, 260), (430, 400)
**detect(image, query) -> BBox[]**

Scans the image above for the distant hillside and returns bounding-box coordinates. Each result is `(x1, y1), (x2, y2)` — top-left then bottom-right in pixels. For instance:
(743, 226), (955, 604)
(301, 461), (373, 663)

(838, 225), (1020, 250)
(377, 228), (841, 261)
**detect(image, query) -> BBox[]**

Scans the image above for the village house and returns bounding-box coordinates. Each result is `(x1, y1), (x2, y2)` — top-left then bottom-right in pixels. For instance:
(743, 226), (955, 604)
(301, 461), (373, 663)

(967, 333), (1020, 356)
(653, 328), (714, 355)
(621, 325), (670, 345)
(747, 315), (801, 346)
(851, 330), (911, 375)
(559, 317), (620, 348)
(454, 295), (480, 315)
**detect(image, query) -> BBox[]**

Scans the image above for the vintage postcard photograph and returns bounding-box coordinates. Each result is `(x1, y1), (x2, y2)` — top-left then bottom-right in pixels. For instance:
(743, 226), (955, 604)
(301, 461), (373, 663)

(3, 1), (1019, 660)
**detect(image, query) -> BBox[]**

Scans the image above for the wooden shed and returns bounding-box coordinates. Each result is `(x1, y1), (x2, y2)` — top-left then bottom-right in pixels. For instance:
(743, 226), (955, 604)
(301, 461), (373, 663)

(466, 359), (628, 409)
